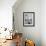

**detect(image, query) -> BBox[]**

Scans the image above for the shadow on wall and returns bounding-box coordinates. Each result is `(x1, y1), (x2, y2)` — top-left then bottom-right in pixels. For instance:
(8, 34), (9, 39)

(12, 0), (41, 46)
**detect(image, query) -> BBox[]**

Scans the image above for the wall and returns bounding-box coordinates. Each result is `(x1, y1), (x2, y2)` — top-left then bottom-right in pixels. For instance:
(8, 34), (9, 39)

(0, 0), (16, 30)
(41, 0), (46, 46)
(13, 0), (41, 46)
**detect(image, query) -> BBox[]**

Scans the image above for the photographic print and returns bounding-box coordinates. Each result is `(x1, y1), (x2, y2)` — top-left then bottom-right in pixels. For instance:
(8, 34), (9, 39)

(23, 12), (35, 27)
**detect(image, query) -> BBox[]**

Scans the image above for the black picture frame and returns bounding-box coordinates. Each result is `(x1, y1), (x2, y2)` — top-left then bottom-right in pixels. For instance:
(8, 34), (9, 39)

(23, 12), (35, 27)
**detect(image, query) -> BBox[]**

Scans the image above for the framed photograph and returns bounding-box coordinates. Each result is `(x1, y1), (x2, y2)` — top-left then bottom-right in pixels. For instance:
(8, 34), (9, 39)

(23, 12), (35, 27)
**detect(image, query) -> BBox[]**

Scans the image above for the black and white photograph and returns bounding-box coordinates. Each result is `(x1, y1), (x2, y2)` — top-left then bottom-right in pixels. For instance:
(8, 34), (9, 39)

(23, 12), (35, 27)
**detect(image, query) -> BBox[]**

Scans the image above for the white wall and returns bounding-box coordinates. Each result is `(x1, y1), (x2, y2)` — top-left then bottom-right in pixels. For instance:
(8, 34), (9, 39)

(13, 0), (41, 46)
(41, 0), (46, 46)
(0, 0), (16, 30)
